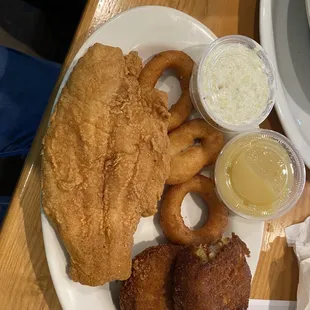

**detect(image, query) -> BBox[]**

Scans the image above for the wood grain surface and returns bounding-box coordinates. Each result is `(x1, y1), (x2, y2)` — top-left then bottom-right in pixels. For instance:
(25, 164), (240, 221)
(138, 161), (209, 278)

(0, 0), (309, 309)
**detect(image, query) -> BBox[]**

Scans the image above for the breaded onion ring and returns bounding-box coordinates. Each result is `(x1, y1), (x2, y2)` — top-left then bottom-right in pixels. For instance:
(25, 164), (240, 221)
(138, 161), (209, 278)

(138, 50), (194, 132)
(167, 119), (224, 185)
(160, 175), (228, 245)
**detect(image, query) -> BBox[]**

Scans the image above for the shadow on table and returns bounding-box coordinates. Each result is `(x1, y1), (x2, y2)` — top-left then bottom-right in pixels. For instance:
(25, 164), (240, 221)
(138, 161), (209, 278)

(19, 153), (61, 309)
(268, 236), (298, 300)
(238, 0), (259, 41)
(260, 109), (285, 134)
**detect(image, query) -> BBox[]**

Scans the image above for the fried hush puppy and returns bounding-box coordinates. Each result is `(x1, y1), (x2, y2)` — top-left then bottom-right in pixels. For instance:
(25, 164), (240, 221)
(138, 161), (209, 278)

(173, 233), (251, 310)
(120, 244), (182, 310)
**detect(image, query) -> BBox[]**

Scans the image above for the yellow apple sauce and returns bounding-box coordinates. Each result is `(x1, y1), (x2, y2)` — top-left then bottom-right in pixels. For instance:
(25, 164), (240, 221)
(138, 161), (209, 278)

(215, 132), (295, 218)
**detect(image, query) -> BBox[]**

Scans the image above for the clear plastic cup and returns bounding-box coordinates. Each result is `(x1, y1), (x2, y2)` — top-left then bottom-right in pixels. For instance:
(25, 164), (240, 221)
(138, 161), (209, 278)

(214, 129), (306, 221)
(190, 35), (276, 132)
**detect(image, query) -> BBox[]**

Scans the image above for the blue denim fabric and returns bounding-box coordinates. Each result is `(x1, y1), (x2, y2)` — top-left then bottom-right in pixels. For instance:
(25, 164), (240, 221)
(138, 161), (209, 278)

(0, 46), (60, 157)
(0, 46), (60, 224)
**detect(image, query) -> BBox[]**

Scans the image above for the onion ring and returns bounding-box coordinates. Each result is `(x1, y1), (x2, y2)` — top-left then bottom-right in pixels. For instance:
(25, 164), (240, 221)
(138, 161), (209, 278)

(160, 175), (228, 245)
(167, 119), (224, 185)
(138, 50), (194, 132)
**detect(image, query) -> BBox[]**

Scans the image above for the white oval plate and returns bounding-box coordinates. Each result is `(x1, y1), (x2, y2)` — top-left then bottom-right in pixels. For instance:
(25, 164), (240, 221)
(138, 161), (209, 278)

(306, 0), (310, 27)
(41, 6), (264, 310)
(260, 0), (310, 168)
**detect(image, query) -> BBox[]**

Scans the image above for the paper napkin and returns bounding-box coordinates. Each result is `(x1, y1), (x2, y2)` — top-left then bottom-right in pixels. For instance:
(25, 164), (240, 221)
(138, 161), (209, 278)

(285, 216), (310, 310)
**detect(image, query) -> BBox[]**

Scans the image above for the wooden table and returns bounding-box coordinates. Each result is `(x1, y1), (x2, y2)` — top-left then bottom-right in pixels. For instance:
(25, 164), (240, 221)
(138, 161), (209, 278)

(0, 0), (309, 309)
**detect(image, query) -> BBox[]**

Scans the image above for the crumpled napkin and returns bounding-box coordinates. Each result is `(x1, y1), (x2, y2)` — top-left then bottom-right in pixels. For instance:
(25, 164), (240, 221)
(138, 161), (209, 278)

(285, 216), (310, 310)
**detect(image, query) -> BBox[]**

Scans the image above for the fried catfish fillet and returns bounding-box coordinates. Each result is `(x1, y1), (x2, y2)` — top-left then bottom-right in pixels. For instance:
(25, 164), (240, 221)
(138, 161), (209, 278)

(42, 44), (170, 286)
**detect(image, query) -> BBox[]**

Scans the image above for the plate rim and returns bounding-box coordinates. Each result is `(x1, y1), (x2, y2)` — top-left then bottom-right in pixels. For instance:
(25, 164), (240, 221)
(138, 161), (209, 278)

(259, 0), (310, 168)
(96, 5), (217, 38)
(79, 5), (218, 46)
(305, 0), (310, 27)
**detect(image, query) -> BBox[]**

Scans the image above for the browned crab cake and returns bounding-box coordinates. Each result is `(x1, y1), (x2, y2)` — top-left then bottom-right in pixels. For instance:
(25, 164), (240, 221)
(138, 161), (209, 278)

(120, 244), (182, 310)
(173, 234), (251, 310)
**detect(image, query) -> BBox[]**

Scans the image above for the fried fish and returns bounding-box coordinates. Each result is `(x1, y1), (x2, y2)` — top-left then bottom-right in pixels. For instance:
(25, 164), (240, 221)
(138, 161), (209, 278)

(42, 44), (170, 286)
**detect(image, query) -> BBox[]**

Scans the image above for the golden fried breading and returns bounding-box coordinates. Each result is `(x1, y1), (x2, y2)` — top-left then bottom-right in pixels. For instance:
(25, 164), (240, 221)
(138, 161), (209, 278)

(138, 50), (194, 132)
(167, 119), (224, 185)
(173, 234), (251, 310)
(42, 44), (170, 286)
(120, 244), (182, 310)
(160, 175), (228, 245)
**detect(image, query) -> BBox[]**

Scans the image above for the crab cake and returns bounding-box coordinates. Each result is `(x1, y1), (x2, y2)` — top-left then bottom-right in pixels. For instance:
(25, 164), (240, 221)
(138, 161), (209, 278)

(120, 244), (182, 310)
(173, 234), (251, 310)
